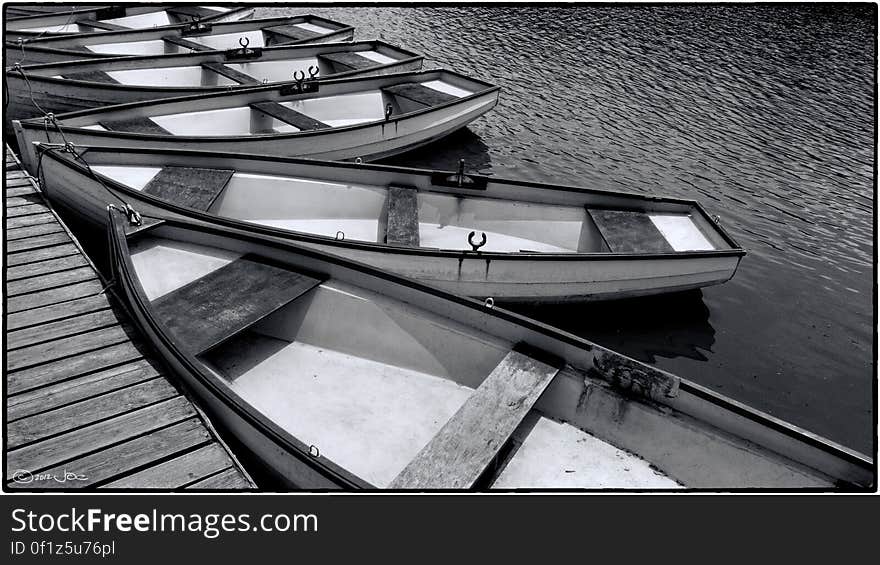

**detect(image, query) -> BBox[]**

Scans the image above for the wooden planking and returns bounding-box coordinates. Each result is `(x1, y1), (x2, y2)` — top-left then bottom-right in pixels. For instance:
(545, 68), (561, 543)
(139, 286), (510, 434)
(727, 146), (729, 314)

(8, 341), (146, 395)
(6, 396), (195, 478)
(250, 101), (329, 131)
(162, 34), (212, 52)
(7, 253), (89, 282)
(7, 232), (73, 254)
(7, 325), (134, 372)
(6, 266), (99, 298)
(264, 24), (321, 42)
(62, 70), (120, 84)
(7, 293), (111, 331)
(7, 184), (36, 197)
(7, 360), (161, 422)
(75, 18), (130, 32)
(587, 209), (675, 254)
(319, 51), (377, 71)
(187, 467), (253, 489)
(8, 378), (177, 449)
(99, 116), (170, 135)
(389, 348), (561, 489)
(6, 279), (105, 313)
(151, 254), (324, 354)
(6, 222), (65, 241)
(10, 419), (211, 489)
(383, 83), (457, 107)
(141, 166), (234, 211)
(6, 194), (43, 208)
(385, 185), (420, 247)
(6, 243), (81, 267)
(102, 443), (233, 489)
(7, 308), (119, 350)
(7, 212), (58, 229)
(7, 202), (50, 218)
(201, 61), (260, 85)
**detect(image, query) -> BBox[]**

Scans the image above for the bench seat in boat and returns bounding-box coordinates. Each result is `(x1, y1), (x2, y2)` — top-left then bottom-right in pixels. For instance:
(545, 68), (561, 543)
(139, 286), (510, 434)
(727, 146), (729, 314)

(141, 166), (234, 211)
(250, 101), (330, 131)
(382, 82), (458, 107)
(201, 62), (260, 85)
(385, 185), (420, 247)
(318, 51), (378, 72)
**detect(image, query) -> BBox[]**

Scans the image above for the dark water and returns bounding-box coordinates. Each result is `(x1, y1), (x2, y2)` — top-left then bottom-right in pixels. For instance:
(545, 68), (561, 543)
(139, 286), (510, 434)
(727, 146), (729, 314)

(255, 4), (875, 453)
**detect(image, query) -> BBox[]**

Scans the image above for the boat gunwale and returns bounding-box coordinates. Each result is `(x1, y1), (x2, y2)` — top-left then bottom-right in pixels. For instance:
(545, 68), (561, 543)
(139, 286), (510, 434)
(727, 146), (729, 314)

(5, 5), (256, 36)
(107, 211), (874, 488)
(43, 144), (747, 260)
(17, 69), (502, 144)
(6, 40), (426, 92)
(4, 14), (355, 56)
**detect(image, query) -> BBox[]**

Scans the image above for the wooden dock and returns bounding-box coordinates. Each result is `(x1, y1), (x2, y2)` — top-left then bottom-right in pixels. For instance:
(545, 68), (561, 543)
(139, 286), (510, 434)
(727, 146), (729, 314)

(4, 147), (256, 490)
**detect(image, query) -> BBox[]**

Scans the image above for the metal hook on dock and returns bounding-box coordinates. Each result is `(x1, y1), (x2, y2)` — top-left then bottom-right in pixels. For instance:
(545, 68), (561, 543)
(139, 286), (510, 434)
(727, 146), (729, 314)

(468, 231), (487, 252)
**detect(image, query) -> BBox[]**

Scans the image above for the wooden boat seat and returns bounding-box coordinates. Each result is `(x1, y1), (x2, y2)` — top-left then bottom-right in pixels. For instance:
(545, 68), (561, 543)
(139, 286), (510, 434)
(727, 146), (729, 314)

(249, 101), (329, 131)
(75, 18), (130, 32)
(385, 185), (420, 247)
(318, 51), (377, 72)
(263, 24), (321, 43)
(382, 83), (457, 107)
(587, 209), (674, 254)
(201, 62), (260, 85)
(141, 166), (235, 211)
(98, 116), (170, 135)
(389, 346), (562, 489)
(162, 35), (212, 52)
(61, 70), (119, 84)
(166, 6), (213, 20)
(150, 255), (324, 355)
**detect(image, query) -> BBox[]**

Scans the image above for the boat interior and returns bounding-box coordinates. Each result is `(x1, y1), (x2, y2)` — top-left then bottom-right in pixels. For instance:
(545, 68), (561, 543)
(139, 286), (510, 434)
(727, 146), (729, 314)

(125, 228), (683, 488)
(92, 161), (727, 255)
(11, 6), (238, 34)
(61, 73), (485, 136)
(45, 44), (414, 88)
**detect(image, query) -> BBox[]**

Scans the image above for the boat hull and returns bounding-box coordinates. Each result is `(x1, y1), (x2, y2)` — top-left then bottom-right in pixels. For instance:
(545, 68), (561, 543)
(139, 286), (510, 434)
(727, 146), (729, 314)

(14, 90), (501, 173)
(40, 152), (739, 302)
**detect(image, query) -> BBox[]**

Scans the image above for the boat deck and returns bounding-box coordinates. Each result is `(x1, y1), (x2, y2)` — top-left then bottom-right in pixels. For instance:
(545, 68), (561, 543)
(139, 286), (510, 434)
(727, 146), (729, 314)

(4, 146), (255, 490)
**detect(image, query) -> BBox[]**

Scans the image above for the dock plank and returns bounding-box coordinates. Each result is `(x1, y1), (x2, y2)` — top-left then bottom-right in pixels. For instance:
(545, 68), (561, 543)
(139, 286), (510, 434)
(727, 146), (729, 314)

(5, 222), (66, 241)
(187, 467), (253, 489)
(7, 184), (37, 197)
(7, 293), (112, 331)
(6, 279), (105, 313)
(5, 243), (81, 267)
(6, 212), (58, 229)
(7, 232), (73, 254)
(7, 325), (134, 373)
(6, 396), (195, 479)
(7, 360), (161, 422)
(8, 202), (51, 218)
(8, 378), (177, 449)
(151, 255), (323, 354)
(389, 348), (561, 489)
(6, 266), (99, 298)
(7, 254), (90, 282)
(7, 194), (44, 208)
(102, 443), (233, 489)
(7, 308), (119, 351)
(8, 341), (146, 395)
(11, 419), (211, 489)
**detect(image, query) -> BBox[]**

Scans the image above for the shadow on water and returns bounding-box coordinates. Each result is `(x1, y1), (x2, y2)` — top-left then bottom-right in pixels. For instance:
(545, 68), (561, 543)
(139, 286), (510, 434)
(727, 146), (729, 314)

(512, 290), (715, 365)
(380, 127), (493, 173)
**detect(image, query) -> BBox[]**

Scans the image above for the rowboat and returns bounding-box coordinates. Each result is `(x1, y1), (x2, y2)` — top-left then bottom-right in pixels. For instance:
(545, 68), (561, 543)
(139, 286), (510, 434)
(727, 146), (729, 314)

(38, 144), (743, 302)
(6, 41), (424, 121)
(104, 207), (873, 488)
(13, 69), (500, 172)
(5, 4), (254, 42)
(5, 14), (355, 64)
(5, 4), (99, 18)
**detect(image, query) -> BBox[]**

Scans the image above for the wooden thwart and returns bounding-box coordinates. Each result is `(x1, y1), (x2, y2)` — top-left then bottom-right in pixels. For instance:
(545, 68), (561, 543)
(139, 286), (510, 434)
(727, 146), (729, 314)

(61, 70), (120, 84)
(385, 185), (420, 247)
(383, 83), (457, 107)
(201, 62), (260, 85)
(75, 18), (129, 32)
(389, 347), (561, 489)
(264, 24), (320, 43)
(141, 166), (234, 211)
(99, 116), (170, 135)
(319, 51), (377, 72)
(151, 255), (324, 355)
(250, 101), (329, 131)
(587, 209), (674, 254)
(162, 34), (212, 52)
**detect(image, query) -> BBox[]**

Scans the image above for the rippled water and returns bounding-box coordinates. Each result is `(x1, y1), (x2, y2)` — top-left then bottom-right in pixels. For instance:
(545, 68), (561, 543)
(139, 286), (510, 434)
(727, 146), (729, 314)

(261, 4), (875, 452)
